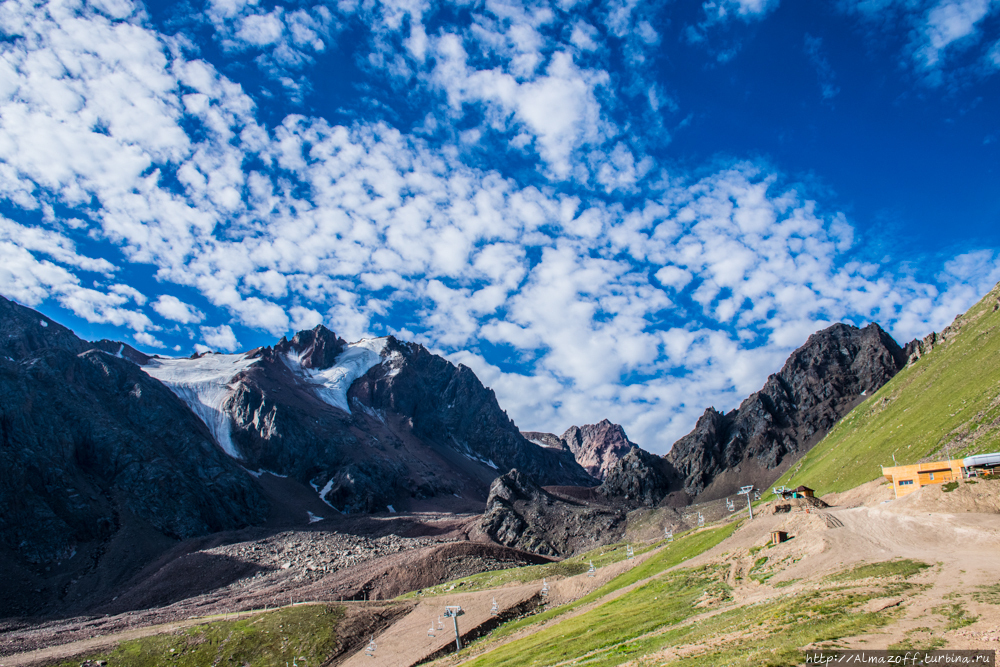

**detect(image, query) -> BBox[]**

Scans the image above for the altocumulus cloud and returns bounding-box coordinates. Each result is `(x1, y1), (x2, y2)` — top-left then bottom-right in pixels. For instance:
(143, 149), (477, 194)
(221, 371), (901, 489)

(0, 0), (998, 452)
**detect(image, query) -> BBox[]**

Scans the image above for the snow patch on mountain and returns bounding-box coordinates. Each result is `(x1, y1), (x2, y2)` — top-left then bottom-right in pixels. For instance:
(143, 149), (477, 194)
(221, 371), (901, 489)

(142, 353), (259, 459)
(283, 337), (388, 414)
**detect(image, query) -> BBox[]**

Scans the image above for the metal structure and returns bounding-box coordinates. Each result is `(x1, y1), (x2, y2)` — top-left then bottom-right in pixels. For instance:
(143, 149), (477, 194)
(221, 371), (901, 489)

(364, 636), (377, 657)
(427, 621), (435, 637)
(443, 605), (464, 652)
(437, 615), (444, 631)
(772, 485), (788, 496)
(626, 544), (635, 560)
(738, 485), (755, 520)
(665, 529), (673, 542)
(490, 597), (499, 617)
(587, 560), (596, 577)
(541, 579), (549, 598)
(726, 498), (734, 511)
(697, 512), (705, 527)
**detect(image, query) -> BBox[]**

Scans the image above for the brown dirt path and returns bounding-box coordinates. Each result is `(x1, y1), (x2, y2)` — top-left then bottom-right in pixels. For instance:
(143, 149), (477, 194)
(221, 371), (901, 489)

(340, 544), (667, 667)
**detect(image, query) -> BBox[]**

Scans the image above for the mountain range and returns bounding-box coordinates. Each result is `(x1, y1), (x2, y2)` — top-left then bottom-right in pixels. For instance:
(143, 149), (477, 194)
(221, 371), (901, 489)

(0, 292), (916, 615)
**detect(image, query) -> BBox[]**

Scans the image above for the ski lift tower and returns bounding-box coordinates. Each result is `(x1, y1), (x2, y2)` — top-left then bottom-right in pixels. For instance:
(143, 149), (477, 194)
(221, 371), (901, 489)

(443, 605), (464, 652)
(738, 485), (755, 520)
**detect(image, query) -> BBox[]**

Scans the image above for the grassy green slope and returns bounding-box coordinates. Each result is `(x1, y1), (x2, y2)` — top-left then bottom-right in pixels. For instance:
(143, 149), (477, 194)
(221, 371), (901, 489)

(453, 522), (739, 666)
(773, 281), (1000, 496)
(51, 605), (345, 667)
(400, 540), (661, 600)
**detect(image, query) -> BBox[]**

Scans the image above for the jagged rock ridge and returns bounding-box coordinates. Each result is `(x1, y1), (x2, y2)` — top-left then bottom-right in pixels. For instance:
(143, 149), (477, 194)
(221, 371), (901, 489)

(665, 322), (908, 500)
(0, 297), (595, 574)
(523, 419), (635, 481)
(218, 331), (595, 513)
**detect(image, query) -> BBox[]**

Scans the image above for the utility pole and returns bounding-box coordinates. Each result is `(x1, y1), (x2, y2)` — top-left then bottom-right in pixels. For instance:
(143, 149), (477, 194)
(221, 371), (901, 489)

(444, 605), (464, 651)
(738, 485), (755, 520)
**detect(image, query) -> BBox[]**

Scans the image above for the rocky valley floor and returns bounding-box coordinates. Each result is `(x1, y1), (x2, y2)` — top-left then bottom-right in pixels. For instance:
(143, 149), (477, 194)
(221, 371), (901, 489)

(2, 477), (1000, 666)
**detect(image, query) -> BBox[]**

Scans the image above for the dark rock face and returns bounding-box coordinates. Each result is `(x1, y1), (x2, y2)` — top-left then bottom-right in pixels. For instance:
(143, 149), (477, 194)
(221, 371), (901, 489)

(273, 326), (346, 370)
(0, 297), (268, 569)
(481, 470), (625, 557)
(0, 299), (598, 615)
(154, 330), (594, 514)
(525, 419), (635, 481)
(355, 339), (595, 490)
(665, 322), (907, 500)
(598, 447), (676, 506)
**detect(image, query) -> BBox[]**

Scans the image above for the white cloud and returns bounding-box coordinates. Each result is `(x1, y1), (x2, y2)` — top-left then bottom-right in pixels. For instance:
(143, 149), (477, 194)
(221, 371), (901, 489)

(152, 294), (205, 324)
(134, 331), (166, 348)
(235, 11), (284, 47)
(111, 283), (147, 306)
(0, 217), (116, 274)
(842, 0), (1000, 75)
(289, 305), (323, 331)
(0, 0), (995, 457)
(59, 286), (153, 332)
(703, 0), (780, 21)
(804, 34), (840, 99)
(918, 0), (996, 68)
(200, 323), (239, 351)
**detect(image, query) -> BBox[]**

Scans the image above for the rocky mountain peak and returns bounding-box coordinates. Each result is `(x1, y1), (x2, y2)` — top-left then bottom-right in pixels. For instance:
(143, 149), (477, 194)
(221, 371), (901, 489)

(0, 296), (267, 569)
(274, 325), (348, 370)
(522, 419), (635, 481)
(665, 321), (907, 500)
(560, 420), (635, 480)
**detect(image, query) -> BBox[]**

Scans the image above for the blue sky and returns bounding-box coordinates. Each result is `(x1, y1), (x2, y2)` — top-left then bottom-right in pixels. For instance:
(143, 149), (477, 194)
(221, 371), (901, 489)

(1, 0), (998, 452)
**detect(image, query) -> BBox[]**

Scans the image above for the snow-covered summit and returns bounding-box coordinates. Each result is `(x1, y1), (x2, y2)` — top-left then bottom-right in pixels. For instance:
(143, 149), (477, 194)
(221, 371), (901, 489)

(141, 338), (392, 458)
(282, 337), (388, 414)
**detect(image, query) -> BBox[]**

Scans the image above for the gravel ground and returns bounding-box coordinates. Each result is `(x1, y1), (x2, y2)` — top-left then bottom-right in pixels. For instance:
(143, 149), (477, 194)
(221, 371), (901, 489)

(0, 516), (549, 661)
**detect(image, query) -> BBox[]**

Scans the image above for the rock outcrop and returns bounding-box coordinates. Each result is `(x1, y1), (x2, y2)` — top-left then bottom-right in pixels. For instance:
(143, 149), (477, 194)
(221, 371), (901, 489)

(523, 419), (635, 481)
(0, 297), (268, 568)
(598, 447), (677, 506)
(481, 470), (626, 557)
(665, 322), (907, 500)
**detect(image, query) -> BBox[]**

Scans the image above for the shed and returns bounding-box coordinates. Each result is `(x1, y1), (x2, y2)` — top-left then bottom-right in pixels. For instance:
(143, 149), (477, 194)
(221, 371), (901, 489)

(771, 531), (788, 545)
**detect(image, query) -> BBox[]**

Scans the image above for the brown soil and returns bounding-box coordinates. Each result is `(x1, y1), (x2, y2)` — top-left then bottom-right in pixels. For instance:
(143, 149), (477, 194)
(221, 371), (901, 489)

(0, 515), (543, 665)
(8, 477), (1000, 667)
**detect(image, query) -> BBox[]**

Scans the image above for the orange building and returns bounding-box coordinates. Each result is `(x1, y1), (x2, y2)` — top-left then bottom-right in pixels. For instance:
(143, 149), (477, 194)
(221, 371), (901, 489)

(881, 459), (965, 498)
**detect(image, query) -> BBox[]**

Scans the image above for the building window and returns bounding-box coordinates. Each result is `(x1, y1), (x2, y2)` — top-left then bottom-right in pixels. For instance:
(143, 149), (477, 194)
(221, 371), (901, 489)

(899, 480), (914, 486)
(929, 473), (935, 480)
